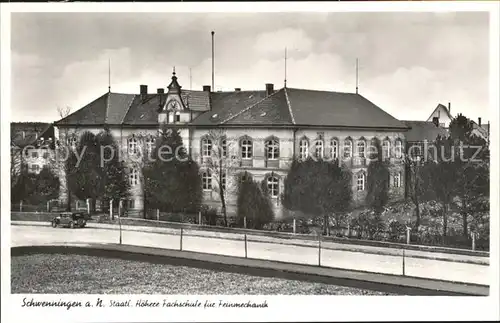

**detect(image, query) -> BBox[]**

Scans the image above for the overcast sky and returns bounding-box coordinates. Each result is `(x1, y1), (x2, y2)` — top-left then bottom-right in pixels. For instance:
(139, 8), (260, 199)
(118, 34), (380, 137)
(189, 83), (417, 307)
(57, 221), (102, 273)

(11, 12), (489, 124)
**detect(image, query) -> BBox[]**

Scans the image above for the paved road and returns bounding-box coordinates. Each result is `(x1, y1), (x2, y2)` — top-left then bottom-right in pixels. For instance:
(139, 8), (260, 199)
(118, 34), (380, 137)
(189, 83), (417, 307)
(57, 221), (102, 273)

(11, 224), (489, 285)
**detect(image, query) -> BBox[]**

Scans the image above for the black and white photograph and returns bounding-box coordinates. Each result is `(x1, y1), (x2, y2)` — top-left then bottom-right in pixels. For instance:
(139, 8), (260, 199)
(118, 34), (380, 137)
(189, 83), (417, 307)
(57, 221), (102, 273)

(1, 2), (499, 322)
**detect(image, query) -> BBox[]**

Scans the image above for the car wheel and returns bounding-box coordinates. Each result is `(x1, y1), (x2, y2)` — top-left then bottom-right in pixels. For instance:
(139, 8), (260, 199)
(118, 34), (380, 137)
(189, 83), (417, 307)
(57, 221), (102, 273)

(51, 221), (57, 228)
(69, 221), (75, 229)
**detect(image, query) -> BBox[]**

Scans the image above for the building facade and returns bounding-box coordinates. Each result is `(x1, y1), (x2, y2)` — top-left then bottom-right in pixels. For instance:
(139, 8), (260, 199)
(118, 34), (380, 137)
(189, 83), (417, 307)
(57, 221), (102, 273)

(54, 71), (409, 218)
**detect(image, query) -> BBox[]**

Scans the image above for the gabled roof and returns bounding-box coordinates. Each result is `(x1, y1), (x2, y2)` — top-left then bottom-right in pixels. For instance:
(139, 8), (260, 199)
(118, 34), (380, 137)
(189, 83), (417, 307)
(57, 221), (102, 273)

(427, 103), (453, 121)
(402, 120), (448, 142)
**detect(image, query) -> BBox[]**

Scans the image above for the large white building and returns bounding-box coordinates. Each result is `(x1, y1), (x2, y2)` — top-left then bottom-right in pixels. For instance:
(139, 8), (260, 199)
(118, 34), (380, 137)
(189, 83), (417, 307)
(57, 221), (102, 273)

(54, 71), (409, 218)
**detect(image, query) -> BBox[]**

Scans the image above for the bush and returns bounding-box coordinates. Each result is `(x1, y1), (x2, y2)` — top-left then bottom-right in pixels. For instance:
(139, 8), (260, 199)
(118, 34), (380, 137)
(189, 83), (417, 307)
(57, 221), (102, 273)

(388, 220), (406, 242)
(200, 205), (218, 226)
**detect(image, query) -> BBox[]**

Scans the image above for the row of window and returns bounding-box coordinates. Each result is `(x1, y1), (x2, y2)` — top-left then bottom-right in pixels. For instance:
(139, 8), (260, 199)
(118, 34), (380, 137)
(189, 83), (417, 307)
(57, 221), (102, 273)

(201, 137), (404, 161)
(355, 172), (402, 191)
(128, 167), (402, 197)
(299, 138), (403, 160)
(27, 151), (49, 159)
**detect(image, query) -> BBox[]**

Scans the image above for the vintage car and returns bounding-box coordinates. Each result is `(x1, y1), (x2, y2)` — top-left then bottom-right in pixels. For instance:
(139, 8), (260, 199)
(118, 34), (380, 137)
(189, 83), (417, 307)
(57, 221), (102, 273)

(51, 212), (90, 228)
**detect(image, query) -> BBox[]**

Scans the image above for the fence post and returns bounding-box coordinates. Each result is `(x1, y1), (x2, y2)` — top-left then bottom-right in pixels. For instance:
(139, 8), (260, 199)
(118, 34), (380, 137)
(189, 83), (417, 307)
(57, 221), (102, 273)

(118, 200), (122, 219)
(157, 209), (160, 222)
(47, 201), (50, 212)
(86, 198), (90, 215)
(402, 249), (406, 276)
(406, 227), (411, 245)
(347, 223), (351, 238)
(199, 211), (202, 225)
(109, 199), (113, 220)
(180, 228), (183, 251)
(20, 201), (23, 212)
(244, 216), (247, 229)
(244, 233), (248, 258)
(293, 218), (296, 234)
(472, 232), (476, 251)
(318, 232), (322, 266)
(118, 211), (122, 245)
(76, 200), (79, 210)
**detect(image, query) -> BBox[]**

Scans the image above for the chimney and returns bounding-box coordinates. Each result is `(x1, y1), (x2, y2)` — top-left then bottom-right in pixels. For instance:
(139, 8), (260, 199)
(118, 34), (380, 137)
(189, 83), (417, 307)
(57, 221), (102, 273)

(448, 102), (451, 114)
(478, 117), (482, 126)
(432, 116), (440, 127)
(203, 85), (211, 92)
(234, 88), (241, 92)
(157, 88), (164, 94)
(265, 83), (274, 96)
(140, 84), (148, 101)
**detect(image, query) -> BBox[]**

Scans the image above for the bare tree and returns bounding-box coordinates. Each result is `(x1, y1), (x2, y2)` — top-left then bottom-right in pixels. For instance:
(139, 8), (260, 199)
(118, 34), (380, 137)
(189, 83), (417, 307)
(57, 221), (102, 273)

(203, 129), (240, 227)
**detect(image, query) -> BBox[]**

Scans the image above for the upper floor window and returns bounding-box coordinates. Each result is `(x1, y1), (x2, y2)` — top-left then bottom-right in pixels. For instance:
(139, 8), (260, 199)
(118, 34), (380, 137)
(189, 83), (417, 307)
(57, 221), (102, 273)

(314, 140), (324, 159)
(331, 139), (339, 160)
(357, 140), (366, 158)
(393, 172), (401, 188)
(129, 168), (138, 186)
(343, 139), (353, 158)
(395, 140), (403, 159)
(382, 140), (391, 159)
(221, 172), (227, 191)
(128, 137), (138, 154)
(267, 175), (279, 198)
(357, 172), (365, 191)
(265, 138), (280, 160)
(201, 137), (213, 158)
(202, 169), (212, 190)
(220, 138), (227, 158)
(299, 138), (309, 160)
(240, 138), (253, 159)
(175, 112), (181, 123)
(145, 137), (155, 155)
(42, 151), (49, 159)
(31, 151), (38, 158)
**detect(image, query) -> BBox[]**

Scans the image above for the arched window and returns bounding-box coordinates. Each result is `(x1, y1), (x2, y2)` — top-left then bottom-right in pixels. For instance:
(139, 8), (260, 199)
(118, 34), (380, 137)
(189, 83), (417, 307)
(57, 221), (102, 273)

(265, 138), (280, 160)
(129, 168), (138, 186)
(128, 137), (138, 154)
(175, 111), (181, 123)
(202, 169), (212, 190)
(382, 140), (391, 159)
(357, 140), (366, 158)
(393, 172), (401, 188)
(299, 138), (309, 160)
(331, 139), (339, 160)
(395, 139), (403, 159)
(343, 139), (353, 158)
(201, 137), (212, 157)
(220, 137), (227, 158)
(240, 138), (253, 159)
(314, 140), (324, 159)
(267, 175), (279, 198)
(356, 172), (365, 191)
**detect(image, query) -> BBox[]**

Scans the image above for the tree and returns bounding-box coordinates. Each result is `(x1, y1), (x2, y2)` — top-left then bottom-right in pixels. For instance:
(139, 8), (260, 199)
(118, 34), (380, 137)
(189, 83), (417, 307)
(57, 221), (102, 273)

(405, 154), (425, 230)
(143, 127), (202, 214)
(236, 174), (274, 229)
(365, 139), (390, 216)
(282, 157), (352, 235)
(203, 129), (239, 227)
(449, 114), (490, 237)
(96, 129), (130, 217)
(30, 166), (60, 205)
(67, 131), (104, 213)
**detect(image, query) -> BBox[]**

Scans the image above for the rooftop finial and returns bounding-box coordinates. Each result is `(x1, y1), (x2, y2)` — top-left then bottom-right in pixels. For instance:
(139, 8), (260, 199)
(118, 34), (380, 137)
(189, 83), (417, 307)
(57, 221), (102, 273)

(284, 47), (287, 88)
(173, 66), (176, 76)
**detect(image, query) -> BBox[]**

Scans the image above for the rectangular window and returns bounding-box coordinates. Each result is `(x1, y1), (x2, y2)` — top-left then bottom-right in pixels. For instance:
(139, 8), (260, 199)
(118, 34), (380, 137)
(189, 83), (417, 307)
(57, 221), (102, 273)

(221, 172), (226, 191)
(357, 173), (365, 191)
(31, 151), (38, 158)
(393, 173), (401, 188)
(31, 164), (40, 173)
(42, 152), (49, 159)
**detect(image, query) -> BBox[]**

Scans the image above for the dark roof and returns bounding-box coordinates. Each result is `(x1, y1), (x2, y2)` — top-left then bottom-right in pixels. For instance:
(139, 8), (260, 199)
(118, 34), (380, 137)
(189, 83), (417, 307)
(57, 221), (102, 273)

(402, 120), (448, 142)
(11, 122), (53, 147)
(55, 86), (407, 130)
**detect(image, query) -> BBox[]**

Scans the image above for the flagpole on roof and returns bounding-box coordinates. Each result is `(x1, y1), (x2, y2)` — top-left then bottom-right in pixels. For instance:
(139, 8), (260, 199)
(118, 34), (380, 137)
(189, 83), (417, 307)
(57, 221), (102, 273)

(108, 58), (111, 93)
(355, 58), (359, 94)
(284, 47), (287, 88)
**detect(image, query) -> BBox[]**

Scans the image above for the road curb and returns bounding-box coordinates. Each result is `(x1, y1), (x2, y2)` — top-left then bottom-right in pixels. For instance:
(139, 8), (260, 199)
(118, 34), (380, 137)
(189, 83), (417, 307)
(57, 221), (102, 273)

(11, 221), (489, 266)
(11, 244), (489, 296)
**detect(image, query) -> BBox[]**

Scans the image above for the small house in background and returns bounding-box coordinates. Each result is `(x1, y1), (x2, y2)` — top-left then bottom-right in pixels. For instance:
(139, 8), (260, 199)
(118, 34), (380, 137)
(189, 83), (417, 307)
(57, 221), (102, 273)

(10, 122), (55, 174)
(426, 103), (453, 129)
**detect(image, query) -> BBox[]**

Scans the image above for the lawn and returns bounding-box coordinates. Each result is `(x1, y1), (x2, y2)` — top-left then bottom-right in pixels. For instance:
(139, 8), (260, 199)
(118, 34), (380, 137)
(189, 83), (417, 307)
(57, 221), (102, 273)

(12, 254), (392, 295)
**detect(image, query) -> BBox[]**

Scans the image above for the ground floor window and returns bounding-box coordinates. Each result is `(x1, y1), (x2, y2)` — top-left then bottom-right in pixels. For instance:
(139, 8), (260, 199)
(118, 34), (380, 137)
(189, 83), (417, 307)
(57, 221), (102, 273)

(267, 176), (279, 198)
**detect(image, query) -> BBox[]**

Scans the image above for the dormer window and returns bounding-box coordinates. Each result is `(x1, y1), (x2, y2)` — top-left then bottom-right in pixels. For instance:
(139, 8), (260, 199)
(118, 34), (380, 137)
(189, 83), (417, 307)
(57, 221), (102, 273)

(175, 111), (181, 122)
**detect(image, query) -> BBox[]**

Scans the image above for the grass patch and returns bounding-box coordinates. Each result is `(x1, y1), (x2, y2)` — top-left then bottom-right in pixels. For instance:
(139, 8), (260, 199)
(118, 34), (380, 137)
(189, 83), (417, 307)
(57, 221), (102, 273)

(12, 254), (393, 295)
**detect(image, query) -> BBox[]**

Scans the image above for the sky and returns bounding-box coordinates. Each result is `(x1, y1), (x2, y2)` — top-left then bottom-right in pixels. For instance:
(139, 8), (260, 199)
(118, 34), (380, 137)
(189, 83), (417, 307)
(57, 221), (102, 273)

(10, 11), (490, 124)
